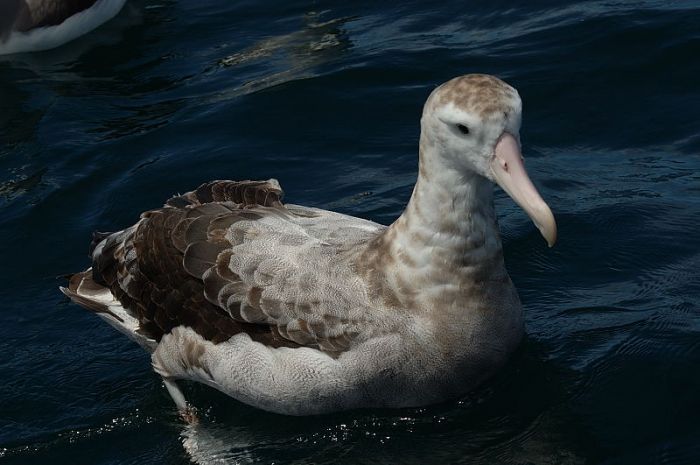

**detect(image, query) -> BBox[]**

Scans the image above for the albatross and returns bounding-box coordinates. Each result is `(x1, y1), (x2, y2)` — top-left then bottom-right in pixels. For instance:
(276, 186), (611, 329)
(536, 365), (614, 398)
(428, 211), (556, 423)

(61, 74), (557, 416)
(0, 0), (126, 55)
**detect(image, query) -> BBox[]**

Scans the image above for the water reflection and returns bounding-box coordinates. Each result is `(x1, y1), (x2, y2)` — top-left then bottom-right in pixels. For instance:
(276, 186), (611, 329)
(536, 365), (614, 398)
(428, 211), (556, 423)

(0, 66), (49, 208)
(210, 13), (354, 102)
(0, 71), (44, 152)
(181, 421), (255, 465)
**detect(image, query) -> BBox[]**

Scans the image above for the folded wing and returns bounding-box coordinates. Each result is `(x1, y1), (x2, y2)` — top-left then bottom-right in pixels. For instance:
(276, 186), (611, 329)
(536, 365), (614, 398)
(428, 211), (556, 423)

(65, 179), (384, 356)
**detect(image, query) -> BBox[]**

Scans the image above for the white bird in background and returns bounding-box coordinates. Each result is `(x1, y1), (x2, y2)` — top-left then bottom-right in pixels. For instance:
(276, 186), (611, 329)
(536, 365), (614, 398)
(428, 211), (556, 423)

(0, 0), (126, 55)
(61, 74), (557, 417)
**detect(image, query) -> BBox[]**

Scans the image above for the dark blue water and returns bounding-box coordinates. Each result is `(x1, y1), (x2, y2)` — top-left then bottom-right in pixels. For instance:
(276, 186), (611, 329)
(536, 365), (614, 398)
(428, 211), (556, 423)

(2, 1), (699, 463)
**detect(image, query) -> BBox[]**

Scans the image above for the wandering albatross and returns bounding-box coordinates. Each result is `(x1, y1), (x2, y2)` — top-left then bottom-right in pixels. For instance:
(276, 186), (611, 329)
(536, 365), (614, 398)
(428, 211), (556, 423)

(0, 0), (126, 55)
(61, 74), (557, 417)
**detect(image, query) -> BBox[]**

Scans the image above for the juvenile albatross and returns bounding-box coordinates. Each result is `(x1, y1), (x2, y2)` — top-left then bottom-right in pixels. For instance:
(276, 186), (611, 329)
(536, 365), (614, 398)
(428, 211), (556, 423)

(0, 0), (126, 55)
(61, 74), (557, 416)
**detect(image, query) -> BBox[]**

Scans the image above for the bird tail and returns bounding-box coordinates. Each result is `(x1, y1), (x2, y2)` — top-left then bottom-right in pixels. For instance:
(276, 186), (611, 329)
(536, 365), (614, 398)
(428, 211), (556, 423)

(59, 270), (156, 351)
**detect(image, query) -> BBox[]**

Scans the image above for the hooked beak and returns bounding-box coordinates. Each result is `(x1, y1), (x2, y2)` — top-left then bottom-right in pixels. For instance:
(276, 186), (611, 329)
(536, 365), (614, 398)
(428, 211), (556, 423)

(490, 132), (557, 247)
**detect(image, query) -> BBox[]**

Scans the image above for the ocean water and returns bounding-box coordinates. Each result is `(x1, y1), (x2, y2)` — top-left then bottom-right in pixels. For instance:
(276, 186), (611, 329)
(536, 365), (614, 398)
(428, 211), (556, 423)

(1, 0), (699, 463)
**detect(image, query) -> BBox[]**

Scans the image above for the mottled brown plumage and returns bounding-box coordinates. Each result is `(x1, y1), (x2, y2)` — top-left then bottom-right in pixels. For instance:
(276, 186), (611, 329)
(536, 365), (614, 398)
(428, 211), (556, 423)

(426, 74), (519, 120)
(67, 179), (299, 347)
(61, 74), (557, 416)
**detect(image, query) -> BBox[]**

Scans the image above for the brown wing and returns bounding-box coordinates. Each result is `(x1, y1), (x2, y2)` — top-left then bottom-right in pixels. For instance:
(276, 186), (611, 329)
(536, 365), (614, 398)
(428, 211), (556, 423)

(81, 179), (298, 347)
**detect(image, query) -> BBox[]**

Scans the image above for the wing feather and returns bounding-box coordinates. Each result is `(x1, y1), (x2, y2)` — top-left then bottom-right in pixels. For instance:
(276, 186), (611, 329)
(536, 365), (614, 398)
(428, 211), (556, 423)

(69, 179), (385, 355)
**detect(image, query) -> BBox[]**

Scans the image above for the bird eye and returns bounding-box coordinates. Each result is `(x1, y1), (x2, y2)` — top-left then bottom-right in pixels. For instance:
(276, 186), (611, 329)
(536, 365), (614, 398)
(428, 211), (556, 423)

(456, 124), (470, 135)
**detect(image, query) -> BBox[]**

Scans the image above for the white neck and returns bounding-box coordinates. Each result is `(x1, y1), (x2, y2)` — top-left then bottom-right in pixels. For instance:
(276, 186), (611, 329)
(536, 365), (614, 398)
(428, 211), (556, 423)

(357, 131), (509, 310)
(397, 133), (502, 266)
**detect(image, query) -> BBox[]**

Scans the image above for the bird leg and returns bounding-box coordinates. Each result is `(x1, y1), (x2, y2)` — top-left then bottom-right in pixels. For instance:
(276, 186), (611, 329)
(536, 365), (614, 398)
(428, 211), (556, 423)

(163, 377), (198, 425)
